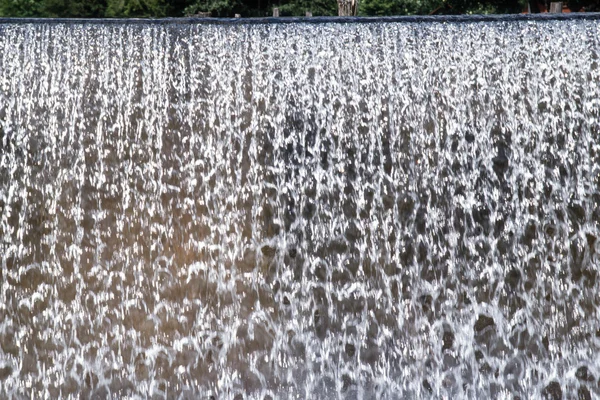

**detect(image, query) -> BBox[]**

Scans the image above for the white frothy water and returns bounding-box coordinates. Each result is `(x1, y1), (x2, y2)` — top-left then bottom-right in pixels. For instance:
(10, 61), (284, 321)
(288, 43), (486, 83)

(0, 19), (599, 399)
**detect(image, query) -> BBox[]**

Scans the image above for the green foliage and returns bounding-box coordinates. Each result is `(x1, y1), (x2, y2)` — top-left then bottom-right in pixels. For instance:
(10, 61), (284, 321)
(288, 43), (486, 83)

(183, 0), (336, 17)
(359, 0), (525, 15)
(42, 0), (107, 17)
(183, 0), (244, 16)
(0, 0), (44, 17)
(0, 0), (108, 17)
(277, 0), (337, 15)
(0, 0), (598, 19)
(106, 0), (168, 17)
(360, 0), (439, 15)
(445, 0), (525, 14)
(0, 0), (185, 17)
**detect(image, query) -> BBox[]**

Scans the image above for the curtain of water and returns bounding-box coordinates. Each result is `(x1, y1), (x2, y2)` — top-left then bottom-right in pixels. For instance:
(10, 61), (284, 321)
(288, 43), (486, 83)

(0, 20), (599, 399)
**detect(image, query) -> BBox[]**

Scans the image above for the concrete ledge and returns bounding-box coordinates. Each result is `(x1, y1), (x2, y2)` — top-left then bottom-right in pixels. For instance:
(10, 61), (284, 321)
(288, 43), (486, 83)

(0, 13), (600, 25)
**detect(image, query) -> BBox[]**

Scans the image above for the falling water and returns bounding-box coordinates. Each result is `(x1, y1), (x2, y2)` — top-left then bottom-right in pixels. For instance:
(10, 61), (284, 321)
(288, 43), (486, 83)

(1, 16), (600, 399)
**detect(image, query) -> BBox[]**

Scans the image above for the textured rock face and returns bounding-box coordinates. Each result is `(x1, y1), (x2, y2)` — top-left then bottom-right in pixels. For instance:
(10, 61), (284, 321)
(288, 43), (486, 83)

(0, 18), (600, 399)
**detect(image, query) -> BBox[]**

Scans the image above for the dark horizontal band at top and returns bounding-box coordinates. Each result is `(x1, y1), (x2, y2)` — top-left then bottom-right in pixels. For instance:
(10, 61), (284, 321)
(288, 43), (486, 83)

(0, 13), (599, 25)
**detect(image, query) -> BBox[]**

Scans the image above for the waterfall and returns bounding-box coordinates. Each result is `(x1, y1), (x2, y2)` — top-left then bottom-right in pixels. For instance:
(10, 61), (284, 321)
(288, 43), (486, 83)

(1, 16), (599, 399)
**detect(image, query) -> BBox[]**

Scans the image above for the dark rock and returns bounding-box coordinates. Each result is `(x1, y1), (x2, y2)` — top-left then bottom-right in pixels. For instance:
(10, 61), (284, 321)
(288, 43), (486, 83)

(474, 350), (484, 361)
(261, 245), (276, 258)
(465, 132), (475, 143)
(474, 314), (495, 333)
(568, 202), (586, 224)
(415, 206), (427, 234)
(302, 201), (316, 220)
(384, 263), (400, 276)
(315, 265), (327, 282)
(423, 379), (433, 393)
(582, 268), (597, 288)
(397, 195), (415, 220)
(59, 282), (78, 303)
(419, 295), (433, 314)
(479, 363), (493, 374)
(21, 353), (38, 375)
(345, 343), (356, 357)
(504, 269), (521, 290)
(417, 242), (428, 264)
(304, 176), (317, 199)
(0, 366), (12, 380)
(453, 207), (466, 235)
(314, 308), (328, 339)
(578, 386), (591, 400)
(345, 221), (361, 242)
(452, 160), (462, 173)
(343, 199), (357, 218)
(443, 353), (459, 369)
(541, 381), (562, 400)
(544, 223), (556, 237)
(284, 207), (296, 228)
(84, 371), (98, 388)
(328, 240), (348, 254)
(442, 328), (454, 352)
(586, 234), (596, 250)
(451, 139), (458, 152)
(522, 221), (537, 247)
(542, 335), (550, 351)
(345, 258), (359, 276)
(360, 342), (380, 364)
(558, 165), (569, 183)
(288, 248), (297, 258)
(382, 194), (394, 210)
(346, 164), (358, 181)
(342, 374), (352, 392)
(472, 204), (491, 227)
(400, 240), (414, 266)
(576, 366), (595, 382)
(492, 153), (509, 176)
(593, 206), (600, 224)
(421, 262), (442, 283)
(454, 184), (466, 197)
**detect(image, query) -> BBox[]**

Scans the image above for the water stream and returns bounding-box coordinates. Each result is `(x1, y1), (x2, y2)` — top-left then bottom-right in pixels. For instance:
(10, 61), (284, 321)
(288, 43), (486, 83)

(1, 18), (600, 399)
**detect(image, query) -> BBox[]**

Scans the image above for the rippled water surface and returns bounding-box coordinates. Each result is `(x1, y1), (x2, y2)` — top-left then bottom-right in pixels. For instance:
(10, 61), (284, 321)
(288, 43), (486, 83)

(1, 19), (600, 399)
